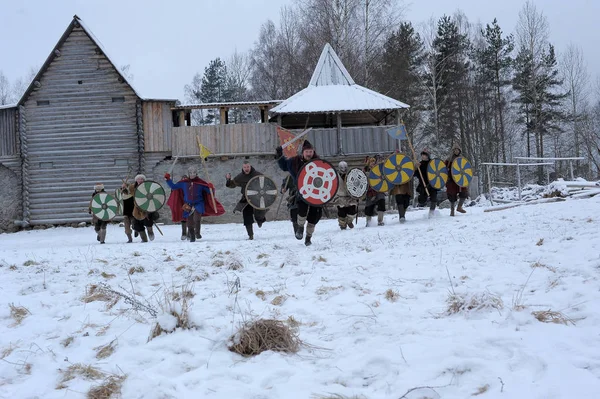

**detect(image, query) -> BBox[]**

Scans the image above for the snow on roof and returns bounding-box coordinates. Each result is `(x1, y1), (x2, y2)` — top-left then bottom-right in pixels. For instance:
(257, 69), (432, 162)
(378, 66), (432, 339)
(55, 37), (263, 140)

(271, 43), (409, 114)
(0, 104), (17, 110)
(174, 100), (283, 110)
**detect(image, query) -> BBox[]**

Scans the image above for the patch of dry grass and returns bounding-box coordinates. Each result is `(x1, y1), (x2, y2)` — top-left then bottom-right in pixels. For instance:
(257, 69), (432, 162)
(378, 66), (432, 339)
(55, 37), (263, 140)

(57, 363), (106, 389)
(257, 253), (269, 259)
(164, 256), (174, 262)
(531, 261), (557, 273)
(148, 283), (196, 341)
(316, 286), (343, 295)
(532, 310), (575, 326)
(313, 255), (327, 263)
(271, 295), (287, 306)
(384, 289), (400, 302)
(82, 285), (120, 310)
(286, 315), (301, 328)
(128, 266), (144, 275)
(1, 343), (17, 359)
(87, 375), (127, 399)
(61, 336), (75, 348)
(446, 291), (503, 315)
(101, 272), (116, 279)
(95, 340), (117, 359)
(536, 238), (544, 246)
(175, 265), (186, 272)
(229, 319), (302, 357)
(472, 384), (490, 396)
(9, 303), (30, 326)
(255, 290), (266, 301)
(9, 265), (17, 270)
(23, 260), (38, 266)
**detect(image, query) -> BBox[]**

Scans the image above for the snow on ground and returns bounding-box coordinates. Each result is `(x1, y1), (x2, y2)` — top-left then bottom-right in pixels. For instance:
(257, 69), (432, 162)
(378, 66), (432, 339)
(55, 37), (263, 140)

(1, 197), (600, 399)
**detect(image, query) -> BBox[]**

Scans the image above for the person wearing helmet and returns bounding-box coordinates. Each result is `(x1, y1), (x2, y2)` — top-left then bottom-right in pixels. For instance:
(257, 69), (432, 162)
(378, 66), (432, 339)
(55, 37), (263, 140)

(165, 166), (215, 242)
(225, 161), (267, 240)
(88, 183), (108, 244)
(415, 149), (438, 218)
(332, 161), (357, 230)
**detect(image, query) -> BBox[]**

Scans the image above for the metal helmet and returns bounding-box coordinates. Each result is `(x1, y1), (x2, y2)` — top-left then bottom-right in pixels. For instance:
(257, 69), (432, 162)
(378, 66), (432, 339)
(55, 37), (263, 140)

(338, 161), (348, 172)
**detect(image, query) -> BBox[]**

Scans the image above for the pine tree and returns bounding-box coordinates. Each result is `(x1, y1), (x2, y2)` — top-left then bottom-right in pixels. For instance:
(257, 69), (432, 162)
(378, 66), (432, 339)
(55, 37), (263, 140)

(373, 22), (424, 134)
(199, 58), (230, 124)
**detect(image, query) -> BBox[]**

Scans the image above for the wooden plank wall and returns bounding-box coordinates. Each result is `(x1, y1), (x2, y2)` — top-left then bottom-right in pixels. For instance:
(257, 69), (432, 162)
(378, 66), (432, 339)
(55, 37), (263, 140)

(0, 107), (18, 156)
(23, 26), (139, 225)
(142, 101), (172, 152)
(172, 124), (396, 157)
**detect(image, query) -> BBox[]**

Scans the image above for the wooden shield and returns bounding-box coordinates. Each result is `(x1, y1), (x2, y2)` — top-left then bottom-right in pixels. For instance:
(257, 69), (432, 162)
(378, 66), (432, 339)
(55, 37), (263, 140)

(451, 156), (473, 187)
(245, 175), (278, 210)
(297, 159), (339, 206)
(368, 163), (390, 193)
(134, 180), (166, 212)
(91, 192), (119, 221)
(383, 153), (415, 185)
(345, 168), (368, 199)
(427, 159), (449, 190)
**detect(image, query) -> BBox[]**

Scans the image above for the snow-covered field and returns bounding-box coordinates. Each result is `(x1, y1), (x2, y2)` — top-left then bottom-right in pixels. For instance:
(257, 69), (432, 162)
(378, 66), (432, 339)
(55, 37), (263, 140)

(1, 197), (600, 399)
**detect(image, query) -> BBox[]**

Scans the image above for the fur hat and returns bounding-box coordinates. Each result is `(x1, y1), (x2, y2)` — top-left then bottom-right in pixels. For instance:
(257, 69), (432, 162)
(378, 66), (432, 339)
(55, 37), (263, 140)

(134, 174), (146, 181)
(302, 140), (314, 151)
(338, 161), (348, 171)
(187, 166), (198, 176)
(94, 183), (104, 191)
(452, 143), (462, 152)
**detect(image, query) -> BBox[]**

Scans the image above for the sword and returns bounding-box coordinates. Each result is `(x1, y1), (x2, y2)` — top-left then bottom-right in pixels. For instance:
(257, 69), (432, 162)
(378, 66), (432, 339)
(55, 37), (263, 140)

(168, 156), (179, 176)
(280, 128), (313, 150)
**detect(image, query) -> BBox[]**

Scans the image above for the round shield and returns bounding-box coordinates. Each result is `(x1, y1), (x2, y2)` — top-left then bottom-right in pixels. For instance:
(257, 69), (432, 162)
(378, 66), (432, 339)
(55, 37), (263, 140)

(368, 163), (390, 193)
(383, 154), (415, 185)
(297, 159), (339, 206)
(245, 175), (278, 210)
(451, 156), (473, 187)
(345, 168), (368, 199)
(134, 180), (166, 212)
(427, 159), (449, 190)
(90, 192), (118, 221)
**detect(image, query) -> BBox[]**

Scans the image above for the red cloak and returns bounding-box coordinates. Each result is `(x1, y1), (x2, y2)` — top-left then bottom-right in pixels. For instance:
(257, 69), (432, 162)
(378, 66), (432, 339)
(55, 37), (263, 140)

(166, 177), (225, 220)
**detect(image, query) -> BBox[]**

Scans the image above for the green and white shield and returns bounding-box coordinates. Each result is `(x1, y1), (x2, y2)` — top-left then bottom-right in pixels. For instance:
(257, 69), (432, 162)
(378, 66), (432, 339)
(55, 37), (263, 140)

(91, 192), (119, 221)
(134, 180), (166, 212)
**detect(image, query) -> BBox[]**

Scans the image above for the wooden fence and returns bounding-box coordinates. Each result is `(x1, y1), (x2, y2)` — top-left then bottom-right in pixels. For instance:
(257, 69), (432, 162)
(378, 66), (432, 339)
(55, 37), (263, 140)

(172, 123), (397, 157)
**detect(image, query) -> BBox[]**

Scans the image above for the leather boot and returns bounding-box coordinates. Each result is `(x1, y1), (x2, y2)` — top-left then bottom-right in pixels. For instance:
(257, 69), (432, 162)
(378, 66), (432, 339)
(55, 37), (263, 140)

(95, 227), (101, 242)
(366, 215), (372, 227)
(377, 211), (385, 226)
(305, 223), (315, 246)
(398, 206), (406, 223)
(139, 230), (148, 242)
(147, 226), (155, 241)
(126, 233), (132, 243)
(346, 215), (355, 229)
(338, 217), (347, 230)
(457, 198), (467, 213)
(189, 227), (196, 242)
(246, 225), (254, 240)
(99, 229), (106, 244)
(181, 222), (187, 240)
(450, 202), (456, 217)
(295, 216), (306, 240)
(195, 218), (202, 239)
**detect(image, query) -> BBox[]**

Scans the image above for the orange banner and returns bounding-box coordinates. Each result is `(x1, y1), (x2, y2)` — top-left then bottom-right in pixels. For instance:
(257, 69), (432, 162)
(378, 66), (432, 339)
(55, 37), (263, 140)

(276, 126), (302, 158)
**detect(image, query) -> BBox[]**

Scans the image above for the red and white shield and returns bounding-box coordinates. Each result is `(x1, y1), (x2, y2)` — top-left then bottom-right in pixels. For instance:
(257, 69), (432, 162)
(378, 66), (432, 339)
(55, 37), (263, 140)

(297, 159), (339, 206)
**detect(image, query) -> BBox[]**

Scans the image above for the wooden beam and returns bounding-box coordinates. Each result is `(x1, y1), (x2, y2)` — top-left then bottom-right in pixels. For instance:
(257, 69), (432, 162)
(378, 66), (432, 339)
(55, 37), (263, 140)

(178, 110), (185, 127)
(220, 107), (228, 125)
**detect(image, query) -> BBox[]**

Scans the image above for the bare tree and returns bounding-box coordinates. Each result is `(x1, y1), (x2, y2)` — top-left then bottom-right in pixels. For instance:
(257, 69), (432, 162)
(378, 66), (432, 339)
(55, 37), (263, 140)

(11, 66), (37, 103)
(183, 72), (205, 125)
(0, 71), (11, 105)
(561, 43), (589, 164)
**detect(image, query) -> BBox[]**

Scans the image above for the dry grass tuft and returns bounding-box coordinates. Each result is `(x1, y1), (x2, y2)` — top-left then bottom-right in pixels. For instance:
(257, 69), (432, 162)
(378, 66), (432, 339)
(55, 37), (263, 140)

(23, 260), (39, 266)
(1, 343), (17, 359)
(61, 336), (75, 348)
(82, 285), (120, 309)
(257, 253), (269, 259)
(313, 255), (327, 263)
(101, 272), (116, 279)
(57, 363), (106, 389)
(164, 256), (174, 262)
(384, 289), (400, 302)
(271, 295), (287, 306)
(128, 266), (144, 275)
(255, 290), (266, 301)
(175, 265), (186, 272)
(229, 319), (302, 357)
(312, 394), (368, 399)
(9, 265), (17, 270)
(95, 340), (117, 359)
(286, 315), (301, 328)
(193, 272), (209, 282)
(132, 251), (141, 257)
(531, 261), (557, 273)
(446, 291), (503, 315)
(536, 238), (544, 246)
(532, 310), (575, 326)
(87, 375), (126, 399)
(148, 283), (195, 341)
(316, 286), (343, 295)
(9, 303), (30, 326)
(472, 384), (490, 396)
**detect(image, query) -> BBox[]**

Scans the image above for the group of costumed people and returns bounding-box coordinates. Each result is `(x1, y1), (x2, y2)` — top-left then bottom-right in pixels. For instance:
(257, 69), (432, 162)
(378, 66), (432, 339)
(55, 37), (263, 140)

(88, 140), (468, 246)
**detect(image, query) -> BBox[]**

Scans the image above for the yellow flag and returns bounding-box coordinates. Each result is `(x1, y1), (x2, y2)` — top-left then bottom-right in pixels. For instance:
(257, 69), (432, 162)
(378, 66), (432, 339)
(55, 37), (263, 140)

(196, 136), (213, 159)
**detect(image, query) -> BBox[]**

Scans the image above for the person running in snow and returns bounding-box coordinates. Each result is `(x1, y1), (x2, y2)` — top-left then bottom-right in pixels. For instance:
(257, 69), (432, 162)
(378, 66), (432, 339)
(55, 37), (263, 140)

(332, 161), (357, 230)
(127, 174), (159, 242)
(363, 155), (386, 226)
(415, 149), (438, 218)
(119, 180), (135, 243)
(280, 174), (298, 235)
(445, 144), (469, 216)
(276, 140), (322, 246)
(88, 183), (108, 244)
(165, 166), (214, 242)
(166, 173), (193, 240)
(390, 177), (414, 224)
(225, 161), (267, 240)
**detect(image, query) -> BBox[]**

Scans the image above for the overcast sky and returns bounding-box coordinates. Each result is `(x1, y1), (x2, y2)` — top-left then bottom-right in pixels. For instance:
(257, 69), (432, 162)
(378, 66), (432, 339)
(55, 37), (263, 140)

(0, 0), (598, 101)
